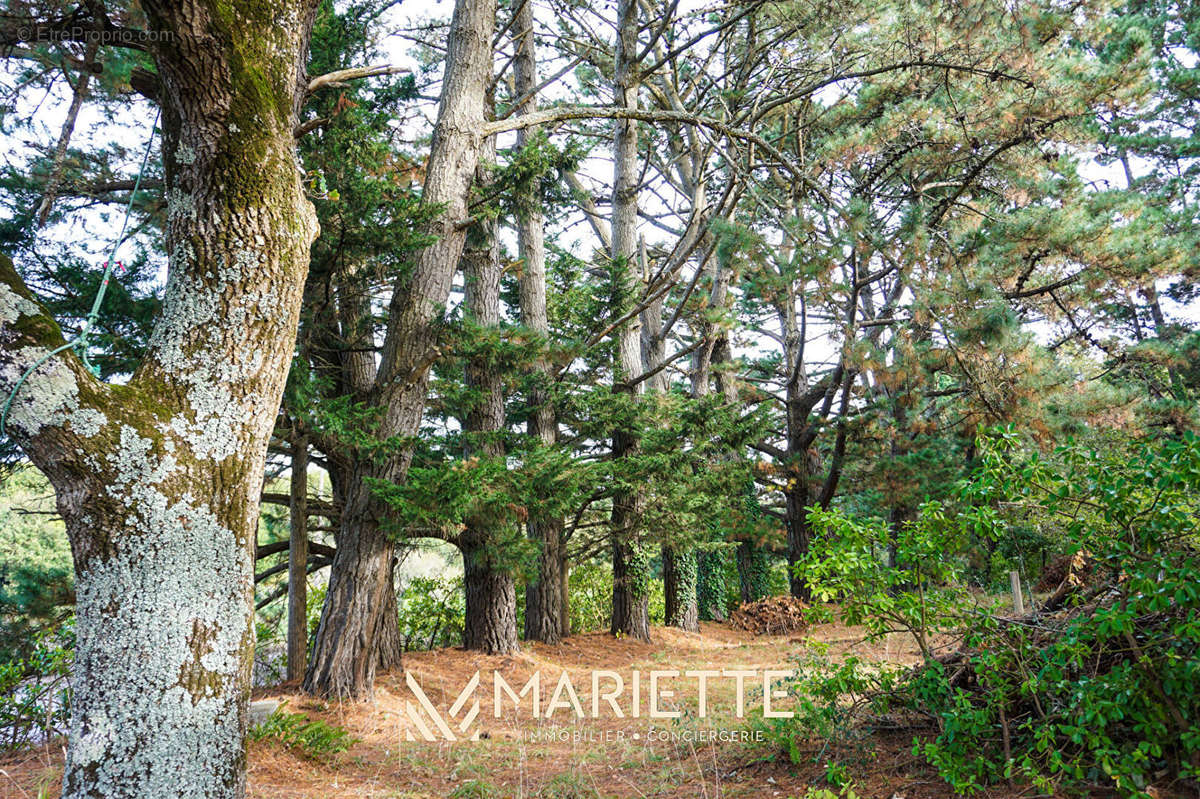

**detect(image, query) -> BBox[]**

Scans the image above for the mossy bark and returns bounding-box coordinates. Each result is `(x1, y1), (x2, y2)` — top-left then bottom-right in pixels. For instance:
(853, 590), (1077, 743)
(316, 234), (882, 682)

(1, 2), (319, 795)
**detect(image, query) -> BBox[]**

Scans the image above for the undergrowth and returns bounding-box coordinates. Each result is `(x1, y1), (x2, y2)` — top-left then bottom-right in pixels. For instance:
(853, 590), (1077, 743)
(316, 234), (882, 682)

(249, 703), (358, 761)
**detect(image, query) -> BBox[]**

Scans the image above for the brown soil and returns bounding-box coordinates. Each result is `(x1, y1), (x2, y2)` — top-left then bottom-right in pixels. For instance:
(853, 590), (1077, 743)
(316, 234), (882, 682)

(0, 618), (1067, 799)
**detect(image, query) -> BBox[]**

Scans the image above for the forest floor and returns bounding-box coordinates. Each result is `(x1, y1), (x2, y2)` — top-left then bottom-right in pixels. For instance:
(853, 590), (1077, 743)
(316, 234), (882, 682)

(1, 618), (1066, 799)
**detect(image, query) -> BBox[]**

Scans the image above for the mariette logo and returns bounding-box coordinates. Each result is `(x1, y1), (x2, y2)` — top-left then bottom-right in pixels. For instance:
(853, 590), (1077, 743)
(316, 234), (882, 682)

(404, 668), (795, 742)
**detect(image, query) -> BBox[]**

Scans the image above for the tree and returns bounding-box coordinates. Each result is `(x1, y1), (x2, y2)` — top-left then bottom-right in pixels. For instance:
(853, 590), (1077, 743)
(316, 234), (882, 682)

(0, 1), (322, 795)
(513, 0), (567, 646)
(304, 0), (497, 697)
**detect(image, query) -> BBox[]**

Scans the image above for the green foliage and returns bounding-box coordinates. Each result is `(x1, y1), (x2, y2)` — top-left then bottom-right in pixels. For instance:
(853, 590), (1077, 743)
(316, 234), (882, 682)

(397, 574), (465, 651)
(784, 430), (1200, 796)
(697, 545), (731, 621)
(802, 502), (976, 659)
(567, 561), (611, 633)
(754, 647), (906, 779)
(0, 468), (72, 662)
(449, 779), (498, 799)
(249, 704), (357, 761)
(909, 431), (1200, 796)
(0, 621), (72, 749)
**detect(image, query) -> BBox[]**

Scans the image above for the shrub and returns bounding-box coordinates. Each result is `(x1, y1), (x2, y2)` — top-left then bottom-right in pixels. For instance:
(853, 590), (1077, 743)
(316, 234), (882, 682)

(761, 430), (1200, 797)
(908, 431), (1200, 796)
(249, 704), (357, 761)
(398, 574), (464, 650)
(0, 621), (73, 749)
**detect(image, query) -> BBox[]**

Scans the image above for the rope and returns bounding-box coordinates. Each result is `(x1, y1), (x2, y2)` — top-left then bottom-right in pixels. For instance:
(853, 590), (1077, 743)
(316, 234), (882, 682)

(1, 107), (160, 439)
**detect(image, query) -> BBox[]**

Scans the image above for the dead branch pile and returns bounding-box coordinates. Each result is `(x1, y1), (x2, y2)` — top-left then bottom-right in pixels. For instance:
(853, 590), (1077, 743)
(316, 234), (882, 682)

(729, 596), (808, 635)
(1034, 550), (1095, 593)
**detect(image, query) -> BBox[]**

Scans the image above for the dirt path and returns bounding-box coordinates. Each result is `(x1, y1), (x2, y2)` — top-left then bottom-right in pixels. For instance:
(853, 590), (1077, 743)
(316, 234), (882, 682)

(0, 620), (1026, 799)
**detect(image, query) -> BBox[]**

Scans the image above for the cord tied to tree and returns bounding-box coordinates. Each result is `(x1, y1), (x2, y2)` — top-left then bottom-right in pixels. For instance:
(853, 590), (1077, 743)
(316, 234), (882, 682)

(0, 109), (159, 438)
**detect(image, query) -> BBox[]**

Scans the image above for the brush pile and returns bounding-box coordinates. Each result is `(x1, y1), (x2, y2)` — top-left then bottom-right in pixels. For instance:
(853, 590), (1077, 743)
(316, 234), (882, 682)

(729, 596), (808, 635)
(900, 566), (1200, 794)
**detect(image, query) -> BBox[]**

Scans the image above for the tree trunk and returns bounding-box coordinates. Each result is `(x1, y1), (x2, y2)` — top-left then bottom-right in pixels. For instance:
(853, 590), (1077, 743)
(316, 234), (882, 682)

(663, 546), (699, 631)
(611, 534), (650, 640)
(608, 0), (650, 644)
(305, 480), (402, 697)
(784, 477), (813, 599)
(35, 40), (98, 227)
(560, 562), (571, 638)
(736, 540), (769, 603)
(514, 0), (565, 646)
(1, 3), (320, 794)
(287, 435), (309, 682)
(458, 134), (519, 655)
(698, 549), (728, 621)
(304, 0), (495, 697)
(461, 532), (519, 653)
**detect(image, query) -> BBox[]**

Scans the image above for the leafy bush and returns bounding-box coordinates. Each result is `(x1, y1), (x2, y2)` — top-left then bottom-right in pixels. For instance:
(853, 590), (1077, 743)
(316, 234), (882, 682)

(568, 561), (612, 633)
(753, 645), (906, 779)
(908, 431), (1200, 796)
(764, 430), (1200, 797)
(802, 501), (980, 659)
(0, 468), (73, 663)
(0, 621), (72, 749)
(249, 704), (357, 761)
(398, 574), (465, 650)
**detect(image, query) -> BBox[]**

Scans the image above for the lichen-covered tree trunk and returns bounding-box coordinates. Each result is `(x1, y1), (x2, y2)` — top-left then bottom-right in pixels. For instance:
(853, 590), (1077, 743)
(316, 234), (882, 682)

(0, 2), (320, 795)
(514, 0), (565, 646)
(304, 0), (495, 697)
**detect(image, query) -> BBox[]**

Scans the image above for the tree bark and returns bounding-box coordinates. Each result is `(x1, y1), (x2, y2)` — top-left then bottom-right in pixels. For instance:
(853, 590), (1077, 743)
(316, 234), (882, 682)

(304, 479), (402, 696)
(607, 0), (651, 643)
(458, 136), (519, 655)
(287, 435), (309, 682)
(461, 531), (519, 653)
(35, 40), (98, 228)
(0, 2), (321, 795)
(305, 0), (496, 697)
(736, 540), (769, 603)
(611, 535), (650, 640)
(697, 549), (728, 621)
(514, 0), (565, 646)
(560, 563), (571, 637)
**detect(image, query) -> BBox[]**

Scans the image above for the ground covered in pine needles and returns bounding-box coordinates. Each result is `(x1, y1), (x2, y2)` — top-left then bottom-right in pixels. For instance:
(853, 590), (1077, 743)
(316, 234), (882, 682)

(2, 617), (1089, 799)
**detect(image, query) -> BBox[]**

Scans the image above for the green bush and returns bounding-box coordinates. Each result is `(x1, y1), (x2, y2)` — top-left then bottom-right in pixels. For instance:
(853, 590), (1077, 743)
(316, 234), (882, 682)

(249, 704), (357, 761)
(0, 621), (73, 749)
(764, 430), (1200, 797)
(909, 431), (1200, 796)
(568, 561), (612, 633)
(0, 468), (73, 663)
(398, 574), (464, 650)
